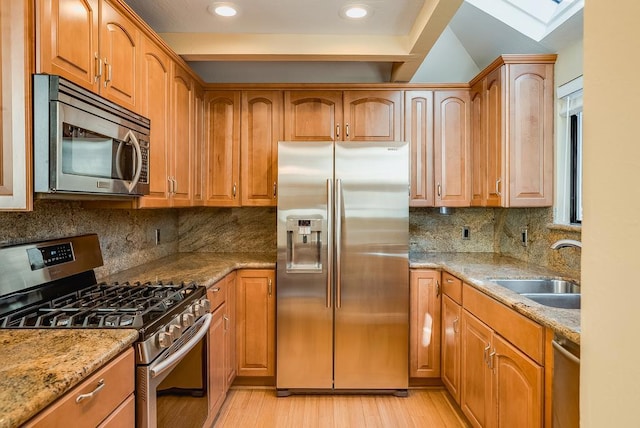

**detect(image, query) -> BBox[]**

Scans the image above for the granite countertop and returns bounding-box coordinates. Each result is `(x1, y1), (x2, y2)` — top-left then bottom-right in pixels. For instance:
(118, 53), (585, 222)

(409, 252), (581, 345)
(102, 251), (276, 286)
(0, 329), (138, 428)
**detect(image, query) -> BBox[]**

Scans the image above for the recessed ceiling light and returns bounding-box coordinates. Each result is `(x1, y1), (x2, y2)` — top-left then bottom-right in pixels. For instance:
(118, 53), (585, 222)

(208, 3), (238, 17)
(340, 5), (370, 20)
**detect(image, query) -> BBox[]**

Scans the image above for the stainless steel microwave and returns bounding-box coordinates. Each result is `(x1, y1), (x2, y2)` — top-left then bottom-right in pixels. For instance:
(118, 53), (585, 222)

(33, 74), (150, 198)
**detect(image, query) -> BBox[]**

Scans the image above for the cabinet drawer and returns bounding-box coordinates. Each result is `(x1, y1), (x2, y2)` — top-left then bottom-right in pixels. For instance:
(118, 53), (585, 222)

(26, 348), (134, 428)
(442, 272), (462, 304)
(463, 284), (544, 364)
(208, 278), (227, 311)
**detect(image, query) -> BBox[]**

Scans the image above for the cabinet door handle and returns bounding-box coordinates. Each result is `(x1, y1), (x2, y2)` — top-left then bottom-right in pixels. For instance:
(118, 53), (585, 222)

(336, 124), (340, 139)
(345, 123), (350, 138)
(223, 315), (229, 331)
(268, 278), (273, 296)
(273, 182), (277, 199)
(489, 349), (496, 370)
(437, 183), (442, 197)
(436, 280), (440, 298)
(495, 178), (501, 196)
(103, 59), (111, 87)
(452, 318), (459, 334)
(483, 344), (491, 366)
(173, 178), (177, 195)
(94, 53), (102, 82)
(76, 379), (105, 403)
(168, 177), (173, 194)
(232, 183), (237, 198)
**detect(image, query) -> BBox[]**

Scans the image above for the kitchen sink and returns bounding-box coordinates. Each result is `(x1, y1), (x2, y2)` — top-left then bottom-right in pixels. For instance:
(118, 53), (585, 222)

(520, 293), (581, 310)
(491, 278), (581, 309)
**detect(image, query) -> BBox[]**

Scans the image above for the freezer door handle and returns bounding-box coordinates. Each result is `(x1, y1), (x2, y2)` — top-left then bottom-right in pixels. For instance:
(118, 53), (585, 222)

(336, 178), (343, 308)
(326, 178), (333, 308)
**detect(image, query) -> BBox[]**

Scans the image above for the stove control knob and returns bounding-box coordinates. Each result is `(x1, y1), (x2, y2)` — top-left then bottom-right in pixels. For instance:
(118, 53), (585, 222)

(192, 303), (204, 317)
(199, 298), (211, 313)
(181, 313), (195, 328)
(156, 331), (173, 349)
(168, 324), (182, 341)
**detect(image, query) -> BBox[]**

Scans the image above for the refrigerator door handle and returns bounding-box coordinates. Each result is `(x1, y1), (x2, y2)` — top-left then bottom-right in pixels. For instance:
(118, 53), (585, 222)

(326, 178), (333, 308)
(336, 178), (343, 308)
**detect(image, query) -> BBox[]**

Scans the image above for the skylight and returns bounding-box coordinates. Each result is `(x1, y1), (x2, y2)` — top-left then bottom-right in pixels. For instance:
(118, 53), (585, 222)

(466, 0), (583, 41)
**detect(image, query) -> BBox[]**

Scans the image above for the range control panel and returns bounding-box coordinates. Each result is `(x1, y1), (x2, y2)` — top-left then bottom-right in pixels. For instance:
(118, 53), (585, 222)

(26, 242), (75, 270)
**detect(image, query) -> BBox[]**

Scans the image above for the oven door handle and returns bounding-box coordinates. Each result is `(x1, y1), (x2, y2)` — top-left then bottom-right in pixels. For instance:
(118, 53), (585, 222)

(149, 313), (212, 379)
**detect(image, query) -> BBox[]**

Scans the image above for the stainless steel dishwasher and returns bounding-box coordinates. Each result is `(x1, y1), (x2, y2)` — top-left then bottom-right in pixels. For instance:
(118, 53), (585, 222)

(552, 336), (580, 428)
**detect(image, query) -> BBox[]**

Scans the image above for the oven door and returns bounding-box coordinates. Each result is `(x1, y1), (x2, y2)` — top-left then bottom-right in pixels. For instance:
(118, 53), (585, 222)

(137, 313), (212, 428)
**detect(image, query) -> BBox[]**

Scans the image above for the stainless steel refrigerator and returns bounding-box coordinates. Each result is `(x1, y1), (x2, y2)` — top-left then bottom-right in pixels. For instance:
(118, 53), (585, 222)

(276, 140), (409, 394)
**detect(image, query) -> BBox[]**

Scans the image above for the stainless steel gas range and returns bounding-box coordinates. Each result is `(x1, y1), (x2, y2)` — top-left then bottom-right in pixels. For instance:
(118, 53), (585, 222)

(0, 234), (211, 427)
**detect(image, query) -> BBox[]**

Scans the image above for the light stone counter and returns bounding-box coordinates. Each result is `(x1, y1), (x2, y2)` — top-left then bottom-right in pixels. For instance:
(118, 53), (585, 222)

(0, 329), (138, 428)
(410, 252), (581, 344)
(101, 252), (276, 286)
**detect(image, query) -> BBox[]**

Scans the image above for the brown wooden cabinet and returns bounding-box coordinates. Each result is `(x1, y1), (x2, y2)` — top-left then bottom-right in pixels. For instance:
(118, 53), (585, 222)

(461, 283), (544, 428)
(0, 0), (32, 211)
(136, 35), (171, 208)
(343, 91), (403, 141)
(205, 272), (237, 425)
(236, 269), (276, 378)
(284, 90), (402, 141)
(25, 349), (135, 427)
(170, 64), (195, 206)
(409, 269), (441, 378)
(283, 91), (342, 141)
(469, 56), (556, 207)
(434, 90), (471, 207)
(37, 0), (140, 113)
(204, 91), (241, 206)
(405, 91), (434, 207)
(441, 272), (462, 404)
(241, 91), (282, 207)
(192, 85), (206, 206)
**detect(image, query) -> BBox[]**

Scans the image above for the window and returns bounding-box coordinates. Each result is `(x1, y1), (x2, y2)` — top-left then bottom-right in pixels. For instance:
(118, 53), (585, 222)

(555, 77), (583, 225)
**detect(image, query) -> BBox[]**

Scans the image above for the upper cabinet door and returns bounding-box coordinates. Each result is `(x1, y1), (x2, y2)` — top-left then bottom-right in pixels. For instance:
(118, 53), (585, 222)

(37, 0), (100, 92)
(485, 67), (505, 207)
(0, 0), (32, 211)
(100, 0), (139, 112)
(204, 91), (241, 207)
(434, 90), (471, 207)
(469, 81), (485, 207)
(343, 91), (403, 141)
(405, 91), (434, 207)
(241, 91), (282, 207)
(507, 63), (553, 207)
(284, 91), (342, 141)
(137, 36), (171, 208)
(170, 64), (194, 207)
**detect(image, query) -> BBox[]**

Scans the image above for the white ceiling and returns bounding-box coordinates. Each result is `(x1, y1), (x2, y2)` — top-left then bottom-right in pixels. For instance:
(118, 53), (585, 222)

(122, 0), (583, 84)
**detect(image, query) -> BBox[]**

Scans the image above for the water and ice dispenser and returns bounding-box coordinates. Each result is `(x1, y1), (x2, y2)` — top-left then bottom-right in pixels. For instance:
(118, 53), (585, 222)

(285, 217), (323, 272)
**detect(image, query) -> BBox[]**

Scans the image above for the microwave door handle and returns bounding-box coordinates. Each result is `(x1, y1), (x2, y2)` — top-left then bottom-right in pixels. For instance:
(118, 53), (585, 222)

(124, 130), (143, 192)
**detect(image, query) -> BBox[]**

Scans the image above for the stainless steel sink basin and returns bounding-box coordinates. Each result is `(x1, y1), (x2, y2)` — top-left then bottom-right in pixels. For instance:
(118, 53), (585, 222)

(521, 293), (581, 310)
(491, 279), (580, 294)
(491, 278), (581, 309)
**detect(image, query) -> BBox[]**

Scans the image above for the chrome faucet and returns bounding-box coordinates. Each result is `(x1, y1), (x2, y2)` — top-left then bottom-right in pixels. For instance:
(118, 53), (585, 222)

(550, 239), (582, 250)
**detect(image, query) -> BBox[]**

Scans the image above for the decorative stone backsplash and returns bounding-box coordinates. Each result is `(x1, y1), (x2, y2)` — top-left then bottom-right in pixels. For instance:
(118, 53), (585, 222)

(0, 200), (178, 279)
(179, 207), (276, 253)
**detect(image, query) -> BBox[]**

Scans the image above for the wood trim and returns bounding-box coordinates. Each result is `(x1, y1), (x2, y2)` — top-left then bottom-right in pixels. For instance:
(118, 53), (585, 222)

(544, 328), (554, 428)
(462, 284), (544, 365)
(469, 54), (557, 87)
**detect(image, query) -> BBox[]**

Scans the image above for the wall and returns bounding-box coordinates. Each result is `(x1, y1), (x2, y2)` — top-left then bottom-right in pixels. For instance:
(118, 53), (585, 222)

(0, 200), (178, 279)
(554, 37), (583, 87)
(582, 0), (640, 425)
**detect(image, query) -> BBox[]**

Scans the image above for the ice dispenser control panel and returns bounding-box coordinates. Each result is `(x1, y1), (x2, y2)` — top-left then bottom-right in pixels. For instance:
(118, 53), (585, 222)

(286, 217), (323, 272)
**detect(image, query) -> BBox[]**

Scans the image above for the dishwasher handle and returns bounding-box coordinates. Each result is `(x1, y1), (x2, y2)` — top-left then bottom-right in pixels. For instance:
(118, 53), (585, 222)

(552, 339), (581, 365)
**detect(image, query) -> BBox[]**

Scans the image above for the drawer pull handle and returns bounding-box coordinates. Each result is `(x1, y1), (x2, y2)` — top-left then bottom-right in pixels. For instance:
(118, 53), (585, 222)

(76, 379), (105, 403)
(446, 278), (454, 283)
(211, 287), (221, 293)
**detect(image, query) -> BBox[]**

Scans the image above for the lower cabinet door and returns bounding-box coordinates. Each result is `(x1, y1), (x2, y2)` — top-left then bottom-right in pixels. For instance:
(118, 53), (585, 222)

(209, 304), (226, 416)
(442, 294), (461, 403)
(493, 334), (543, 428)
(461, 310), (493, 428)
